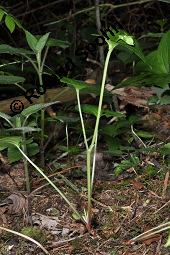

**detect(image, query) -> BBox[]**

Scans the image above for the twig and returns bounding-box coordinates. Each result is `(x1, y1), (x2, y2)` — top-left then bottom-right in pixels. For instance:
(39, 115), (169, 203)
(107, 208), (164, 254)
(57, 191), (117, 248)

(45, 1), (153, 26)
(153, 200), (170, 215)
(16, 0), (66, 17)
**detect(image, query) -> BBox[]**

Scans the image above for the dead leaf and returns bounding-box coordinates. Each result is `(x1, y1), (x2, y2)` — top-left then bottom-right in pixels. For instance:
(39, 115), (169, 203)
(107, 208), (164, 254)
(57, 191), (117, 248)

(130, 179), (144, 190)
(143, 234), (161, 245)
(7, 193), (28, 214)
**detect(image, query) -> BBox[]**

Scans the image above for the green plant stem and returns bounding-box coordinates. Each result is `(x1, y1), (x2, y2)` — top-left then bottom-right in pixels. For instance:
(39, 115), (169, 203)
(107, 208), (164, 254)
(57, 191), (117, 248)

(38, 47), (49, 167)
(86, 149), (92, 227)
(17, 146), (83, 221)
(76, 89), (88, 150)
(86, 49), (114, 227)
(90, 49), (113, 191)
(90, 49), (112, 149)
(22, 133), (31, 194)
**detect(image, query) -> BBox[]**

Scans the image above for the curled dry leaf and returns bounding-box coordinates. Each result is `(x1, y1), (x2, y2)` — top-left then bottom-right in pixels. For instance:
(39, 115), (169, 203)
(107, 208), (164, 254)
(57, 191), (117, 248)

(7, 193), (28, 214)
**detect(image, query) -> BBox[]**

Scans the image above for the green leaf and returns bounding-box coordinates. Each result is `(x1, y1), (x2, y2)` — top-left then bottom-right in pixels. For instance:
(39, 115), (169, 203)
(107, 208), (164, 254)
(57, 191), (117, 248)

(27, 142), (39, 157)
(0, 136), (22, 147)
(36, 32), (50, 53)
(61, 77), (89, 90)
(25, 31), (38, 52)
(0, 44), (33, 55)
(54, 115), (80, 123)
(0, 9), (5, 22)
(21, 101), (60, 117)
(12, 16), (23, 29)
(136, 130), (154, 138)
(160, 143), (170, 155)
(0, 112), (13, 126)
(160, 95), (170, 105)
(72, 212), (81, 220)
(122, 39), (146, 64)
(46, 38), (70, 48)
(8, 127), (41, 133)
(157, 30), (170, 73)
(116, 73), (170, 89)
(114, 156), (139, 176)
(102, 109), (124, 118)
(79, 104), (99, 117)
(7, 145), (23, 163)
(165, 233), (170, 247)
(5, 15), (15, 33)
(0, 75), (25, 84)
(0, 144), (8, 151)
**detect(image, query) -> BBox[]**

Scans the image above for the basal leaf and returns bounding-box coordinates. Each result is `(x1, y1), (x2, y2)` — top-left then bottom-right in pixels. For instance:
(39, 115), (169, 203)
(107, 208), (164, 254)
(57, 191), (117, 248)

(0, 112), (13, 126)
(27, 142), (39, 157)
(5, 15), (15, 33)
(8, 127), (41, 133)
(21, 101), (60, 117)
(0, 136), (22, 147)
(7, 145), (22, 163)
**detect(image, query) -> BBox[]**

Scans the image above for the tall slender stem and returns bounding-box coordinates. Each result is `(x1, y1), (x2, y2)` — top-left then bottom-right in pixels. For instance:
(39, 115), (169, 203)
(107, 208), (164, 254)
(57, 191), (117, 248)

(86, 149), (92, 228)
(76, 89), (88, 150)
(22, 135), (31, 194)
(90, 49), (112, 150)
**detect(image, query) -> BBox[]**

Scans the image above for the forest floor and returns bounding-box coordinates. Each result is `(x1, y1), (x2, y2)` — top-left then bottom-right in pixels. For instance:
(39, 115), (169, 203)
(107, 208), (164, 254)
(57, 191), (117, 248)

(0, 160), (170, 255)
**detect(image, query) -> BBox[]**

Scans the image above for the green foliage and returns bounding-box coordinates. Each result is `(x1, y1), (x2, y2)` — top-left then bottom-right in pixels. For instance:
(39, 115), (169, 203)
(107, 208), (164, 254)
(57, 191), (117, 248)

(114, 156), (140, 176)
(5, 15), (16, 33)
(165, 233), (170, 247)
(21, 227), (47, 244)
(118, 30), (170, 93)
(0, 102), (59, 163)
(0, 75), (25, 84)
(61, 77), (89, 90)
(25, 31), (50, 54)
(0, 7), (22, 32)
(21, 101), (59, 118)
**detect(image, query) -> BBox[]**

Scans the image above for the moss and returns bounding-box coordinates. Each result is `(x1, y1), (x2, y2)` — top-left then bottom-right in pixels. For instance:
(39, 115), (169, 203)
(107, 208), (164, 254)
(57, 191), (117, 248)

(21, 226), (47, 244)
